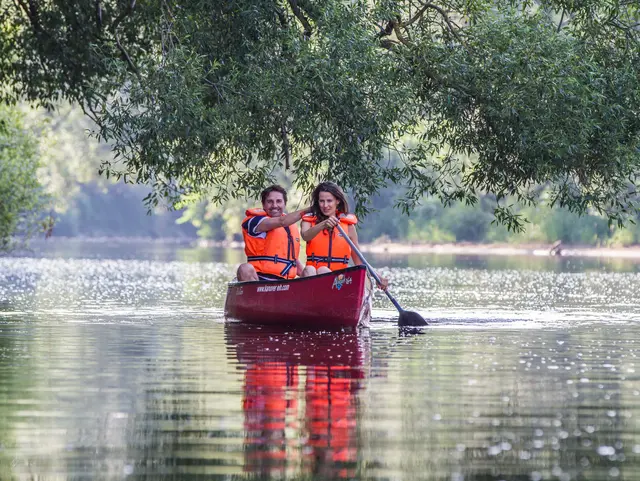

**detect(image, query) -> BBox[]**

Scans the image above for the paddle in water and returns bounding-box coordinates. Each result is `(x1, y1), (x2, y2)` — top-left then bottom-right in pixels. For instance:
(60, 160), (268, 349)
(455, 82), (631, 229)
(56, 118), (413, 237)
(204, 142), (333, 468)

(335, 225), (428, 327)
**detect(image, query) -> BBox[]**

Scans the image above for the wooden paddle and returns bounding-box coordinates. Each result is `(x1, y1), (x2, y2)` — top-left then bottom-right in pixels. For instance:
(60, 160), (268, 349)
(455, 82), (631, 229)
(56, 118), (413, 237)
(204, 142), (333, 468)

(335, 224), (428, 327)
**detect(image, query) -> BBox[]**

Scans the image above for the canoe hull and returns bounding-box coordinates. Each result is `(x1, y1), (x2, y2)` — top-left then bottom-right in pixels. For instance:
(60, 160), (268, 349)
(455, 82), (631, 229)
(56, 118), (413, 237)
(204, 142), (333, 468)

(224, 265), (370, 329)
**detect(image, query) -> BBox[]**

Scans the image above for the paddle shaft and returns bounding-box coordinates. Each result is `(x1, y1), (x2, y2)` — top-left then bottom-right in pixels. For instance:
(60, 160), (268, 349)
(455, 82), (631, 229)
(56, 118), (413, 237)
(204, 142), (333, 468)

(335, 224), (405, 313)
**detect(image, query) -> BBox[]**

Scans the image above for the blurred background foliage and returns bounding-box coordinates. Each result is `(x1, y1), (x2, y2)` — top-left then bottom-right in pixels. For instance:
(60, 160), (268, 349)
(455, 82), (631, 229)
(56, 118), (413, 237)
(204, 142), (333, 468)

(3, 103), (196, 241)
(4, 103), (638, 248)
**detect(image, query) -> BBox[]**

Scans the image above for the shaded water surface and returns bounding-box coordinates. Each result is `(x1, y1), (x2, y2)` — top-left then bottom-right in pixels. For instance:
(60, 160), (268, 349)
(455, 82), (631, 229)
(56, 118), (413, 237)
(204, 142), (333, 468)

(2, 241), (640, 480)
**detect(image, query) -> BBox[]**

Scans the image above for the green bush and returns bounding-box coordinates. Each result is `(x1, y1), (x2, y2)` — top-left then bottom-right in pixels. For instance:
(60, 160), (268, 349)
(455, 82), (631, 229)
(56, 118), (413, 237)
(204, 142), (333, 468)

(0, 106), (50, 251)
(541, 208), (610, 245)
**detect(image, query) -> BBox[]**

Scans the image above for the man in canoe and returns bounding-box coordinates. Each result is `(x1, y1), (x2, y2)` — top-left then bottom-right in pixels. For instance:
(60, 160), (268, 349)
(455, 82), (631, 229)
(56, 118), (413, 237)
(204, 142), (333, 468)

(237, 185), (311, 282)
(300, 181), (388, 290)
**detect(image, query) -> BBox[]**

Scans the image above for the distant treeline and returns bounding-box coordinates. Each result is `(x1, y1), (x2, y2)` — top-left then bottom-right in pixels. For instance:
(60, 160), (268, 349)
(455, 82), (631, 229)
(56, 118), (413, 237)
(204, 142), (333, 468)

(52, 183), (197, 239)
(357, 189), (639, 246)
(53, 181), (640, 247)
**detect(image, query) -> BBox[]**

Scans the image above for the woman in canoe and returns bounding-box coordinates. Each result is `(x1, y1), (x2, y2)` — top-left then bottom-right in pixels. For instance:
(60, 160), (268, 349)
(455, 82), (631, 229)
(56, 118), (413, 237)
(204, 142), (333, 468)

(301, 181), (388, 289)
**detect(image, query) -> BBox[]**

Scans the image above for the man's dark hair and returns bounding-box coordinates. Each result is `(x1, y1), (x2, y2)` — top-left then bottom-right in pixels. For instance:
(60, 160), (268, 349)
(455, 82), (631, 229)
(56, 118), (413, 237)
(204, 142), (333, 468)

(260, 184), (287, 204)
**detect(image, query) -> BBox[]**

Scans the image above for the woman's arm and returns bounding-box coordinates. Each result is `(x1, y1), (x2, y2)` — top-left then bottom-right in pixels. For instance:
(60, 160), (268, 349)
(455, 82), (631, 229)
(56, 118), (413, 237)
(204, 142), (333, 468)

(301, 216), (339, 242)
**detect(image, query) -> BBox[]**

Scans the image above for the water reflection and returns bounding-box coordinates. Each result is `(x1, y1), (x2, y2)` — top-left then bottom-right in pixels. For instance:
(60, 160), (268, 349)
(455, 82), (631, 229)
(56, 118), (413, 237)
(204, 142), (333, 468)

(18, 239), (640, 273)
(225, 324), (369, 479)
(14, 238), (246, 266)
(360, 327), (640, 481)
(4, 242), (640, 479)
(366, 252), (640, 274)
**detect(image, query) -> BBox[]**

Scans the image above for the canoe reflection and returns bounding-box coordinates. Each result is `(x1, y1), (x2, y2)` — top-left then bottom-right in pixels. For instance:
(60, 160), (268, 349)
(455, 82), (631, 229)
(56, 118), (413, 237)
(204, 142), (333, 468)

(225, 323), (370, 479)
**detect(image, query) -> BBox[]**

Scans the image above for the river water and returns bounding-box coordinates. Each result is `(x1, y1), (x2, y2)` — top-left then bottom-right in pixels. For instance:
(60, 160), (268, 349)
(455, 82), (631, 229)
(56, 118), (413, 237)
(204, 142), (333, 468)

(2, 240), (640, 480)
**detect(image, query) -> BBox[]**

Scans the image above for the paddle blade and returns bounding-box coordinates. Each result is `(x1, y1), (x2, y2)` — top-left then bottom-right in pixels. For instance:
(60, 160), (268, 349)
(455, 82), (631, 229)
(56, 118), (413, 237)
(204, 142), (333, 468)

(398, 310), (428, 327)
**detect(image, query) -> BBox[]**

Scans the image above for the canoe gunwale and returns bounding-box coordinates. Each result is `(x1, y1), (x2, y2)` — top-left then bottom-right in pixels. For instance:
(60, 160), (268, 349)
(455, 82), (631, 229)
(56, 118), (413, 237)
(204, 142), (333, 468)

(226, 264), (367, 287)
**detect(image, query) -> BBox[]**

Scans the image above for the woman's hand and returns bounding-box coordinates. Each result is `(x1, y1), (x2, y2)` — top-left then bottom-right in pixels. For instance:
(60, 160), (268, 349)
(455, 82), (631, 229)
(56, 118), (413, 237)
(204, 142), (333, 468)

(322, 216), (340, 229)
(376, 276), (389, 291)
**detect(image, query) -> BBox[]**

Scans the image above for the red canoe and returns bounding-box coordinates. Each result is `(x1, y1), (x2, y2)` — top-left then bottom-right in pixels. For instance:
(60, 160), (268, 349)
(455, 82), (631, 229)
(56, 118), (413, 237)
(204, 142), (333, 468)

(224, 265), (372, 329)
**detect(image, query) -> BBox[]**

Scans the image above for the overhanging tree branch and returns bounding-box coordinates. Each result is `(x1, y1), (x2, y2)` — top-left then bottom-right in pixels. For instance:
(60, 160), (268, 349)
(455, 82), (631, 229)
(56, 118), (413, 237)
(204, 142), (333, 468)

(378, 19), (396, 38)
(4, 0), (640, 229)
(287, 0), (312, 38)
(111, 0), (139, 76)
(401, 2), (462, 43)
(393, 20), (409, 44)
(95, 0), (103, 30)
(14, 0), (40, 32)
(281, 124), (291, 170)
(275, 6), (288, 28)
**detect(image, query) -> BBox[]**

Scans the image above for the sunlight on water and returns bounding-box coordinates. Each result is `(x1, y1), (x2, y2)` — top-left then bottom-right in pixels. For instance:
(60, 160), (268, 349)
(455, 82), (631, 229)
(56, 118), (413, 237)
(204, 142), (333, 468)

(0, 257), (231, 322)
(2, 244), (640, 479)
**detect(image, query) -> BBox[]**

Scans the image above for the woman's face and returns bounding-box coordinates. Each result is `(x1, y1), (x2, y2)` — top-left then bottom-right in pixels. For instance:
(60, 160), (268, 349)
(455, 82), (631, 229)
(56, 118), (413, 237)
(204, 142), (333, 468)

(318, 191), (338, 217)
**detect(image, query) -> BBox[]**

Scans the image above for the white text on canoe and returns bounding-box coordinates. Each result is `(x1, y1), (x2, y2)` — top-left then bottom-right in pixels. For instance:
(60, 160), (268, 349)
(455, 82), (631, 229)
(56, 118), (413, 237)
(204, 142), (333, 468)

(256, 284), (290, 293)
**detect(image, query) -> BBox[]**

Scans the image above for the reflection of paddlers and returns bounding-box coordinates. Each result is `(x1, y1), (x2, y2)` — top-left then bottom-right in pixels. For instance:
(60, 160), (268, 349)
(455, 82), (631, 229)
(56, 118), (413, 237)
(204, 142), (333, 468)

(306, 365), (360, 477)
(242, 362), (299, 473)
(243, 362), (298, 432)
(230, 325), (367, 479)
(241, 362), (361, 478)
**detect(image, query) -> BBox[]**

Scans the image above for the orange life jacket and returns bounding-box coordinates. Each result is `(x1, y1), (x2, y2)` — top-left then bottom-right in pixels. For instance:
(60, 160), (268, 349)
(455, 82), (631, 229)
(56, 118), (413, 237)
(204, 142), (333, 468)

(242, 208), (301, 279)
(303, 213), (358, 271)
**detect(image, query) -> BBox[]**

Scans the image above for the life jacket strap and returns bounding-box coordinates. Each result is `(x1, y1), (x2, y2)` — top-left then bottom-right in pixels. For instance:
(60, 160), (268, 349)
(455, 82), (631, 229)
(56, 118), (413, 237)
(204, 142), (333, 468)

(308, 255), (350, 265)
(247, 255), (297, 276)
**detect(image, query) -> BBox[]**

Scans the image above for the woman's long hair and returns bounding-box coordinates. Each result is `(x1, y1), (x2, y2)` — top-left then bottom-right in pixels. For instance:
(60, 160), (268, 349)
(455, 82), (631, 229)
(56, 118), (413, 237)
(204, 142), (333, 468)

(310, 182), (350, 222)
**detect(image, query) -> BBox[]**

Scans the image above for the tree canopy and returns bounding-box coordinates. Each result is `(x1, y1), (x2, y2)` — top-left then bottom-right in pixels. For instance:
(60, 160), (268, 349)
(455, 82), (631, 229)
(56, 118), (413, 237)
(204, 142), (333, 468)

(2, 0), (639, 229)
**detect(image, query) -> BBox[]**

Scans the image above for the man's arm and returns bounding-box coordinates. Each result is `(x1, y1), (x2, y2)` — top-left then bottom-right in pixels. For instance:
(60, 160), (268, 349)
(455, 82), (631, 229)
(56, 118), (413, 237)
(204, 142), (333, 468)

(256, 207), (311, 233)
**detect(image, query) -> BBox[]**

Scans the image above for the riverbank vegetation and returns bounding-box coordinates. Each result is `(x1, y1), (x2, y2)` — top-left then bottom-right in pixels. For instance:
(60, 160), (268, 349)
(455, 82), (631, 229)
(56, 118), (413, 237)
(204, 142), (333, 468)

(0, 106), (50, 250)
